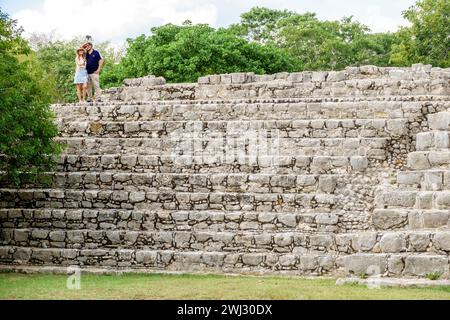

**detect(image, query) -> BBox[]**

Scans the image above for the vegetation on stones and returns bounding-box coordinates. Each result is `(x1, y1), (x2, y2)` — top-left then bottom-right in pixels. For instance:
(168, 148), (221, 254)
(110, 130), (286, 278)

(426, 271), (443, 281)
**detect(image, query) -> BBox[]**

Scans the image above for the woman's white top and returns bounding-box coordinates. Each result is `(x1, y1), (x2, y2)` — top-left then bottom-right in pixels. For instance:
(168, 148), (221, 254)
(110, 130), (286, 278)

(75, 56), (87, 70)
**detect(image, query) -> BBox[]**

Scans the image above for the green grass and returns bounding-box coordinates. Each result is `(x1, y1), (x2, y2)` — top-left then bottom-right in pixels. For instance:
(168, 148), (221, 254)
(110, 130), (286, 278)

(0, 272), (450, 300)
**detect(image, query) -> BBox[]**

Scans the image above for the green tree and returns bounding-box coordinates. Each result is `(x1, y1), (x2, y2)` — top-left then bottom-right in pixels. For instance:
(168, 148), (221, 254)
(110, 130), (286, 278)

(0, 9), (62, 185)
(103, 22), (300, 85)
(391, 0), (450, 67)
(228, 6), (298, 43)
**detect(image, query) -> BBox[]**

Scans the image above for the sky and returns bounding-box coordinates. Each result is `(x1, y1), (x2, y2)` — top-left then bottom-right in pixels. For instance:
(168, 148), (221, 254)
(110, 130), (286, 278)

(1, 0), (417, 44)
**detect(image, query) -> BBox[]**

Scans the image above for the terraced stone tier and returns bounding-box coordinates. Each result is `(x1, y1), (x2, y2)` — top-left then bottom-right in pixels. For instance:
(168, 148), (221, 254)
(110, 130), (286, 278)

(1, 172), (345, 194)
(56, 154), (367, 174)
(56, 137), (388, 158)
(2, 228), (450, 256)
(56, 119), (409, 138)
(0, 209), (342, 233)
(0, 189), (345, 211)
(102, 65), (449, 102)
(52, 97), (449, 122)
(1, 247), (449, 277)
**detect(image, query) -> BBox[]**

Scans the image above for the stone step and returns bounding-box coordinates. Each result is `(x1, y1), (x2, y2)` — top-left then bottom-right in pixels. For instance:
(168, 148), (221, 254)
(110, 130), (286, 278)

(428, 112), (450, 131)
(0, 189), (343, 211)
(56, 118), (408, 138)
(373, 209), (450, 230)
(375, 190), (450, 210)
(0, 209), (343, 233)
(3, 172), (343, 194)
(397, 170), (450, 191)
(407, 151), (450, 169)
(0, 241), (449, 278)
(1, 247), (449, 278)
(416, 131), (450, 151)
(51, 98), (449, 122)
(57, 154), (368, 174)
(2, 228), (450, 256)
(103, 77), (449, 101)
(56, 137), (388, 158)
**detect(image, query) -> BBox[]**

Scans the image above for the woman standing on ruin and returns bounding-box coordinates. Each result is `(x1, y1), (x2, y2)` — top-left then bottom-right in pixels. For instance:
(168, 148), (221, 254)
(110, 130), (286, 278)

(74, 47), (88, 103)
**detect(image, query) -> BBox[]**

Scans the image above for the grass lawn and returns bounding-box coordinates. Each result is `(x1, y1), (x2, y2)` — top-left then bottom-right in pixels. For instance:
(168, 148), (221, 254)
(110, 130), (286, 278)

(0, 272), (450, 300)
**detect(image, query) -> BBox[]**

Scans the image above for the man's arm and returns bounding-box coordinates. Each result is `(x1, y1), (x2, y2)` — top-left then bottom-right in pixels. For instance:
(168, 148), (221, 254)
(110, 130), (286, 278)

(95, 58), (104, 74)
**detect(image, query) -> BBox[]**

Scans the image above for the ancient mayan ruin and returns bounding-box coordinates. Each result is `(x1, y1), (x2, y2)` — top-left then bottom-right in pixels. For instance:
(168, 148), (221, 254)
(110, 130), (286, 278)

(1, 64), (450, 278)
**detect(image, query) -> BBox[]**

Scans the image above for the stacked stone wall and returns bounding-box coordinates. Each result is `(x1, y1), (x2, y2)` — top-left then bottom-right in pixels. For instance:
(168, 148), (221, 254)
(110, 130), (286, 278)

(1, 64), (450, 278)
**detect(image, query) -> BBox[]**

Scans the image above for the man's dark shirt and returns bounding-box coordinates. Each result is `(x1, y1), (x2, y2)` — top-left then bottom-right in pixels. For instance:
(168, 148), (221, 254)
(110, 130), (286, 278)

(86, 49), (102, 74)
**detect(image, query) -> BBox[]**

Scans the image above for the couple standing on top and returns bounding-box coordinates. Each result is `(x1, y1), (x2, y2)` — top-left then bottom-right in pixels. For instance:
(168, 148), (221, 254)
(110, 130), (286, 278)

(74, 41), (104, 103)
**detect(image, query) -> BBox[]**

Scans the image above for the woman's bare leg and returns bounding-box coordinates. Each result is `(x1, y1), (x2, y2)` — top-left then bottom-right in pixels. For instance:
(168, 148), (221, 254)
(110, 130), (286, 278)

(76, 84), (82, 103)
(82, 83), (87, 102)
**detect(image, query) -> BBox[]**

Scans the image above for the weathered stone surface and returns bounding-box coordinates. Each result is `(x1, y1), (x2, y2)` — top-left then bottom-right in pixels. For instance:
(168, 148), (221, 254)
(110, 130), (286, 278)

(135, 251), (157, 264)
(433, 232), (450, 252)
(372, 210), (407, 230)
(404, 255), (448, 276)
(338, 254), (387, 275)
(379, 233), (407, 253)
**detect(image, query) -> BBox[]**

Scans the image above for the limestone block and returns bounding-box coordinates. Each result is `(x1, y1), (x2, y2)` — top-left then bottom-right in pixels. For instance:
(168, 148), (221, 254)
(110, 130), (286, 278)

(129, 192), (146, 203)
(112, 191), (129, 202)
(254, 234), (272, 245)
(379, 233), (407, 253)
(49, 231), (66, 242)
(309, 234), (333, 248)
(372, 209), (408, 230)
(274, 233), (293, 247)
(350, 156), (368, 171)
(14, 229), (29, 242)
(277, 214), (297, 227)
(312, 72), (328, 82)
(327, 71), (346, 82)
(433, 232), (450, 251)
(318, 175), (337, 193)
(242, 253), (263, 266)
(423, 172), (443, 191)
(315, 213), (339, 225)
(279, 254), (297, 267)
(388, 255), (404, 274)
(397, 172), (421, 185)
(409, 232), (431, 251)
(428, 112), (450, 130)
(353, 232), (377, 252)
(436, 192), (450, 209)
(136, 250), (157, 264)
(404, 255), (448, 276)
(423, 211), (450, 228)
(299, 255), (318, 271)
(338, 254), (387, 275)
(202, 252), (225, 266)
(13, 248), (32, 262)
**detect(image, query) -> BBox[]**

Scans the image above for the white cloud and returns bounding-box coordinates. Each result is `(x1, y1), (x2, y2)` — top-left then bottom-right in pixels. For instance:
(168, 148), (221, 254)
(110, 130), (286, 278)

(13, 0), (218, 43)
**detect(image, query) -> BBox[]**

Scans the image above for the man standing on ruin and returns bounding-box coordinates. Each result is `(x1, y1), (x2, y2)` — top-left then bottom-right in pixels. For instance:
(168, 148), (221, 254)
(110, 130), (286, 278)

(83, 42), (104, 102)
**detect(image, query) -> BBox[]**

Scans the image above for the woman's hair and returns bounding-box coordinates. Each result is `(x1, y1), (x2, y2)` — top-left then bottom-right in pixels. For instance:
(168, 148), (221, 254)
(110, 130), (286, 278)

(76, 48), (86, 58)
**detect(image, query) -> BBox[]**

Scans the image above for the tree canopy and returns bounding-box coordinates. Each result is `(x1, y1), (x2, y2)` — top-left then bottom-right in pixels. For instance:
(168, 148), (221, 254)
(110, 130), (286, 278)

(103, 22), (300, 84)
(390, 0), (450, 67)
(0, 9), (62, 185)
